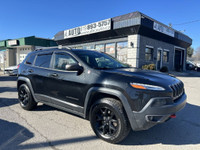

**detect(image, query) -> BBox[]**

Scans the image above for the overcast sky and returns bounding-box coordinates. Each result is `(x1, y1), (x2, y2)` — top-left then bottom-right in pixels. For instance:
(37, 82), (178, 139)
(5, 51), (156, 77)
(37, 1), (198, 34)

(0, 0), (199, 50)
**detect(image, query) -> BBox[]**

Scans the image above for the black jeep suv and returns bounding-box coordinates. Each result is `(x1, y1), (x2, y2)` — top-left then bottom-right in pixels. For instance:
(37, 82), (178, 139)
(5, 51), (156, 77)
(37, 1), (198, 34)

(17, 47), (187, 143)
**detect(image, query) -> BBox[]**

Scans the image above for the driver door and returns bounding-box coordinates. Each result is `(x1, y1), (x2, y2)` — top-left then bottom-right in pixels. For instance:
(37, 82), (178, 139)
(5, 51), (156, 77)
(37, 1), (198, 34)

(45, 51), (87, 107)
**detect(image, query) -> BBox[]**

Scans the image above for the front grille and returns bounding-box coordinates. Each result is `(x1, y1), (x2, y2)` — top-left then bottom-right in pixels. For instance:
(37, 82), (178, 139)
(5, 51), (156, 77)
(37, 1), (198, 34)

(170, 82), (184, 100)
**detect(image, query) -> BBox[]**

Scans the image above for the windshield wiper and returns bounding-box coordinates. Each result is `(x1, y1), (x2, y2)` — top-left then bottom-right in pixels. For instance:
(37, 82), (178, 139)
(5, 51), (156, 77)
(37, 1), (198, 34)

(112, 66), (130, 69)
(93, 67), (113, 70)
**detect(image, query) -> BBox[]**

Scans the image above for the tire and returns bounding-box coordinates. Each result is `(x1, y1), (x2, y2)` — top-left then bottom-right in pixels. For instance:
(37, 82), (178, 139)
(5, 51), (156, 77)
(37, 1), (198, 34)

(18, 84), (37, 110)
(89, 98), (131, 143)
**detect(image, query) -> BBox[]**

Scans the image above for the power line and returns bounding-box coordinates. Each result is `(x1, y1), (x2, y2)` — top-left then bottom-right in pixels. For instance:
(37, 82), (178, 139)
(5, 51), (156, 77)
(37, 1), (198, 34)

(173, 19), (200, 26)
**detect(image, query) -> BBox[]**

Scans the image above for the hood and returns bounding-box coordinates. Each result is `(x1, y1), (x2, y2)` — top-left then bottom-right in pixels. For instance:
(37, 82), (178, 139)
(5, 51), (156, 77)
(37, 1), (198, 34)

(103, 68), (180, 86)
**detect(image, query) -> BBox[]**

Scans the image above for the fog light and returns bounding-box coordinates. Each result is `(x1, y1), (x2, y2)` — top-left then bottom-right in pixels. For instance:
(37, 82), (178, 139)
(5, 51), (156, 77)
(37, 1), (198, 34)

(152, 99), (167, 107)
(147, 116), (163, 122)
(148, 116), (153, 121)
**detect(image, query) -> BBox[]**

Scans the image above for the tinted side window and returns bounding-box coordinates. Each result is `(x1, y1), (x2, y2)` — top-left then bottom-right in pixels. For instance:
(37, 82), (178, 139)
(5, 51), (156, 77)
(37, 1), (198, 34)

(54, 52), (78, 70)
(35, 53), (52, 68)
(25, 54), (36, 65)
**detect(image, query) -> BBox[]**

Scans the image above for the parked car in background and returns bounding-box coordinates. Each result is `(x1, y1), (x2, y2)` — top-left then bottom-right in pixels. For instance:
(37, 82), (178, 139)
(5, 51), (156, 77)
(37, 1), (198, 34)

(4, 65), (18, 76)
(196, 63), (200, 67)
(196, 63), (200, 71)
(186, 60), (197, 71)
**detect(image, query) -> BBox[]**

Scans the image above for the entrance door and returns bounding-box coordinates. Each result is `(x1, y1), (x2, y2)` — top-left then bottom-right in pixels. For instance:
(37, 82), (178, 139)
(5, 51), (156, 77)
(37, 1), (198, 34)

(174, 50), (182, 71)
(157, 49), (162, 70)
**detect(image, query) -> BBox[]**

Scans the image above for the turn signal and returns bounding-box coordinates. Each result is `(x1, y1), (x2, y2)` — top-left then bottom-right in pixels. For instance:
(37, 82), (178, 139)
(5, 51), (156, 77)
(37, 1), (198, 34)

(130, 83), (165, 91)
(130, 84), (146, 89)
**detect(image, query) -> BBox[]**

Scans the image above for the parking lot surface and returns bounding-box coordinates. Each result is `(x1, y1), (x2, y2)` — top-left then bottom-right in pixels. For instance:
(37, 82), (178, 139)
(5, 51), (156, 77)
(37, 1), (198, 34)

(0, 73), (200, 150)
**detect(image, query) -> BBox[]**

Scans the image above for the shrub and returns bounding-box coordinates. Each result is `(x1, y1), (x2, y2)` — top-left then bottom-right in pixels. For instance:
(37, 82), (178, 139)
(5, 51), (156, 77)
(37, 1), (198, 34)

(142, 65), (148, 70)
(142, 64), (156, 70)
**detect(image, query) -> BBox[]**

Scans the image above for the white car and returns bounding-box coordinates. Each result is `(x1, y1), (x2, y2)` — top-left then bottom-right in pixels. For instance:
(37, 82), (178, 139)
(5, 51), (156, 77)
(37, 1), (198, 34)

(4, 65), (18, 76)
(196, 63), (200, 68)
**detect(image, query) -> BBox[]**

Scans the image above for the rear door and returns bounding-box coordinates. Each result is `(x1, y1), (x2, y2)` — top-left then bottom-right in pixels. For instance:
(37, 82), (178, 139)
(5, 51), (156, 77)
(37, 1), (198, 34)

(31, 52), (53, 101)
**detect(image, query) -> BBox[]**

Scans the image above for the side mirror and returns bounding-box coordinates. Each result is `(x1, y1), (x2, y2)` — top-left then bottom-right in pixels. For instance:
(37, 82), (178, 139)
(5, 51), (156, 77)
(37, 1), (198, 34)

(65, 63), (84, 74)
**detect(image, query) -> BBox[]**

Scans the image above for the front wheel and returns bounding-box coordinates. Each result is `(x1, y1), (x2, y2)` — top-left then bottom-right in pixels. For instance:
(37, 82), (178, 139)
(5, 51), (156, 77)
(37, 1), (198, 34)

(89, 98), (130, 143)
(18, 84), (37, 110)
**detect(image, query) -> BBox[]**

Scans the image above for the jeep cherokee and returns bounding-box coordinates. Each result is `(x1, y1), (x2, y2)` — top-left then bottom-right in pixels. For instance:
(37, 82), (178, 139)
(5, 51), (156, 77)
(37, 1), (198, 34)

(17, 47), (187, 143)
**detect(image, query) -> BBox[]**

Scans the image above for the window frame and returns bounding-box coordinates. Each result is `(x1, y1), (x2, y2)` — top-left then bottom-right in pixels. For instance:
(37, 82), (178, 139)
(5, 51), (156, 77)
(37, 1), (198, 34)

(105, 42), (116, 58)
(145, 47), (154, 61)
(95, 44), (105, 52)
(33, 52), (53, 69)
(51, 51), (80, 72)
(163, 49), (169, 63)
(116, 41), (128, 63)
(25, 54), (36, 66)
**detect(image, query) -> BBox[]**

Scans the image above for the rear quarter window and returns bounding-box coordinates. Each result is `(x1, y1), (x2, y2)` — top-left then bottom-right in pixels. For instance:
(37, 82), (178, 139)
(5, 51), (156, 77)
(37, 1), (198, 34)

(25, 54), (36, 65)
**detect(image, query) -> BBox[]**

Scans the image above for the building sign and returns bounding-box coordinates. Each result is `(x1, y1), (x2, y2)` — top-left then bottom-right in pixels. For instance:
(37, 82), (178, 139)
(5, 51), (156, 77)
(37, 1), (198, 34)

(64, 18), (111, 39)
(113, 17), (140, 29)
(8, 40), (18, 46)
(153, 22), (174, 37)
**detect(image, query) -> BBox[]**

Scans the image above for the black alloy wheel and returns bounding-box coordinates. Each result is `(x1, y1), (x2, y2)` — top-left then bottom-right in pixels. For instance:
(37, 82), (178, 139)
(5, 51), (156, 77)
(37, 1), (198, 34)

(90, 98), (130, 143)
(18, 84), (37, 110)
(19, 86), (29, 107)
(94, 107), (119, 138)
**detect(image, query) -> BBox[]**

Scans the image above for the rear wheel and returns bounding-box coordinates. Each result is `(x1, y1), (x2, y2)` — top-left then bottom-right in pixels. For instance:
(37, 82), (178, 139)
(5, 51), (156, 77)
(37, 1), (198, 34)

(18, 84), (37, 110)
(89, 98), (130, 143)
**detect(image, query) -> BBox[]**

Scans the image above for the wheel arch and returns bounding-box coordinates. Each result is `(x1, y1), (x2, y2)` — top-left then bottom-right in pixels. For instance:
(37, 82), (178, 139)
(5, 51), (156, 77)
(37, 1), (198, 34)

(84, 87), (139, 130)
(17, 80), (26, 90)
(17, 76), (38, 102)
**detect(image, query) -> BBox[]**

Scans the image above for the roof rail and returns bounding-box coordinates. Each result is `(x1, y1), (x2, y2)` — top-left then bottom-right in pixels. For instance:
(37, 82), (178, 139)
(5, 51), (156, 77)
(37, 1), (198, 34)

(34, 45), (72, 51)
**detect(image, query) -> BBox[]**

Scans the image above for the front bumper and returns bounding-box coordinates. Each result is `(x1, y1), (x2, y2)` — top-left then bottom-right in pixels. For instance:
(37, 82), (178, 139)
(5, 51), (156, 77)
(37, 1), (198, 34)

(130, 93), (187, 131)
(4, 69), (18, 76)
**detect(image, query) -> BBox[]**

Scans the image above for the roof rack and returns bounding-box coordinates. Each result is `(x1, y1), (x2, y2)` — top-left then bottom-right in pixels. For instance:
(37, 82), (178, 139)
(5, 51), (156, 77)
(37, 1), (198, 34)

(34, 45), (72, 51)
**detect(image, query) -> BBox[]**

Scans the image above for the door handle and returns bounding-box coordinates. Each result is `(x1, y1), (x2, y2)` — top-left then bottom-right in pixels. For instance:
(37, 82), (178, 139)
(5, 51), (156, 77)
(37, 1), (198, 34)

(49, 73), (58, 78)
(28, 69), (34, 73)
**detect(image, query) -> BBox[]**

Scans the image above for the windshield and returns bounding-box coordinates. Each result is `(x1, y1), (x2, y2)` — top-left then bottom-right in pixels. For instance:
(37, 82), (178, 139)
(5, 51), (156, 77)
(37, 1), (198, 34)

(73, 50), (129, 69)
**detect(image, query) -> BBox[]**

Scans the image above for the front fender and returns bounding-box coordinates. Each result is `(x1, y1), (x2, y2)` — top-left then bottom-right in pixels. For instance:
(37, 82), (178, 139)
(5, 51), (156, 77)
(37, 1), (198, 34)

(84, 87), (139, 130)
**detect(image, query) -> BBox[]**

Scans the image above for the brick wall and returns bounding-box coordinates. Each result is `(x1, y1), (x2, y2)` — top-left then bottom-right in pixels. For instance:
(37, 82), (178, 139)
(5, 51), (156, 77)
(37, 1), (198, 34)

(127, 35), (140, 67)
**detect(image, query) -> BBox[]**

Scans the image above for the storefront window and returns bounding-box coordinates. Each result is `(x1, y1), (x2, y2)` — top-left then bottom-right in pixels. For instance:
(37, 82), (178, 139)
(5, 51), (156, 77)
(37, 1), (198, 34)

(157, 50), (161, 61)
(163, 50), (169, 62)
(95, 44), (104, 52)
(75, 46), (83, 49)
(83, 45), (95, 50)
(117, 41), (128, 63)
(145, 47), (153, 61)
(105, 43), (115, 58)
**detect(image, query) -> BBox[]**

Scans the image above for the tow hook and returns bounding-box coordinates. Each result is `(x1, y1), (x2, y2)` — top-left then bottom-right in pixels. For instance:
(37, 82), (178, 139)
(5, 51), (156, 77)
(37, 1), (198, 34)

(170, 114), (176, 118)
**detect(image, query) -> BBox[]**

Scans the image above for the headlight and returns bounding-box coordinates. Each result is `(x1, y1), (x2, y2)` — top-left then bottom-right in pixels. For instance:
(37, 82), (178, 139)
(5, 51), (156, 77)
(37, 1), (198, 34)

(130, 83), (165, 91)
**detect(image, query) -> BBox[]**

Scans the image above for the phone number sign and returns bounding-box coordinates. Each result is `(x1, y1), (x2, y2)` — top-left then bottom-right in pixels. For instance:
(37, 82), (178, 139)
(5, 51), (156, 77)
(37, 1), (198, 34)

(64, 18), (111, 39)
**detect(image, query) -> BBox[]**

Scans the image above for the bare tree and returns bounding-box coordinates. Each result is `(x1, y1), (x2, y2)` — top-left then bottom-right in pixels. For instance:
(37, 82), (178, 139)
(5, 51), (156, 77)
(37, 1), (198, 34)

(191, 47), (200, 62)
(187, 46), (194, 57)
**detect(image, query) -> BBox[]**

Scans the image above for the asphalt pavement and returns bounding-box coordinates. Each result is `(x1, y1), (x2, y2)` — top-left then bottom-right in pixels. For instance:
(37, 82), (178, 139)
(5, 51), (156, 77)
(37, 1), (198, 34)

(0, 74), (200, 150)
